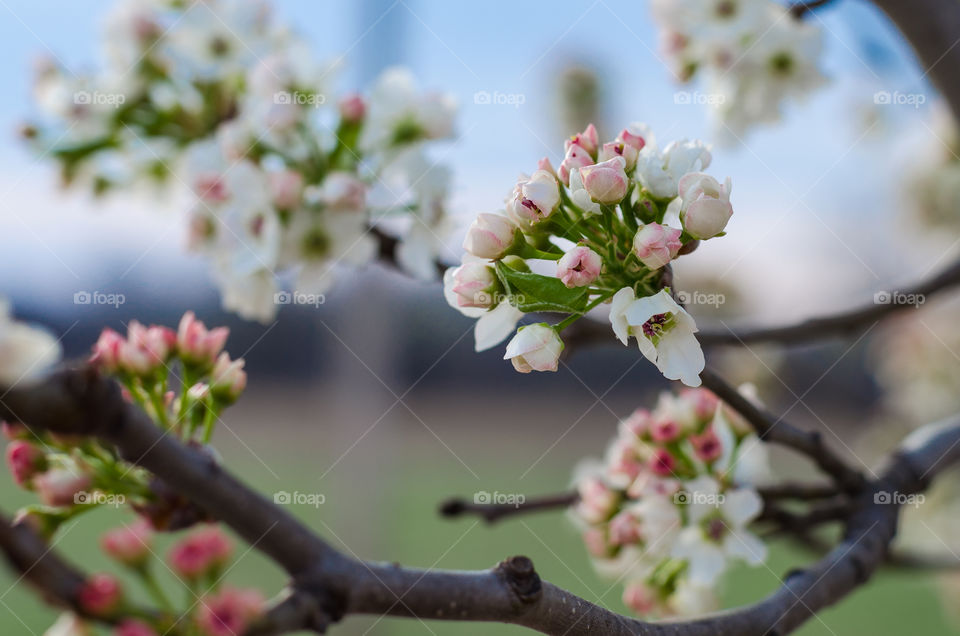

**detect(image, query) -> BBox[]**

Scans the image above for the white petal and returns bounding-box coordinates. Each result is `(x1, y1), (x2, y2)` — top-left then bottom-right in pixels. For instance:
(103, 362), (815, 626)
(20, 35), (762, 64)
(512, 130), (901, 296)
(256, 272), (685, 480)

(443, 268), (485, 318)
(474, 304), (523, 352)
(723, 529), (767, 566)
(608, 287), (636, 345)
(722, 488), (763, 526)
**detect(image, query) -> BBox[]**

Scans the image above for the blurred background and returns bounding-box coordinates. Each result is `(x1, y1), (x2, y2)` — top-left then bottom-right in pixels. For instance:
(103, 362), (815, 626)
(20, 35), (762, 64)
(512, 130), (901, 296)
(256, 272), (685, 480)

(1, 0), (959, 633)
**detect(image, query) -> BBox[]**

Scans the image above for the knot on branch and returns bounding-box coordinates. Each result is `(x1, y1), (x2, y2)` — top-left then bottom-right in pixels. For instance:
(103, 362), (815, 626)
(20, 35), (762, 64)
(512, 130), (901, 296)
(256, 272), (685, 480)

(438, 498), (468, 518)
(496, 556), (541, 604)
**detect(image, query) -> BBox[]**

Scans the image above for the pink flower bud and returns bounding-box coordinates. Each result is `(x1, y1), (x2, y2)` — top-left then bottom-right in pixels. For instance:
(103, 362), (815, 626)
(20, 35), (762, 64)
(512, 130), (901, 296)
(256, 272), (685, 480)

(177, 312), (229, 368)
(649, 448), (676, 477)
(503, 324), (564, 373)
(649, 417), (681, 443)
(505, 170), (560, 227)
(463, 213), (518, 259)
(90, 329), (126, 373)
(78, 573), (122, 615)
(127, 322), (176, 368)
(196, 587), (264, 636)
(576, 476), (617, 524)
(114, 620), (159, 636)
(34, 468), (91, 507)
(6, 441), (45, 487)
(599, 141), (638, 172)
(557, 142), (594, 186)
(101, 520), (153, 567)
(623, 580), (658, 614)
(691, 428), (723, 462)
(450, 262), (500, 309)
(623, 409), (651, 437)
(582, 528), (609, 558)
(193, 173), (229, 204)
(566, 123), (599, 156)
(210, 353), (246, 403)
(678, 173), (733, 240)
(608, 511), (641, 545)
(618, 128), (646, 151)
(169, 525), (232, 580)
(579, 157), (628, 204)
(338, 93), (366, 123)
(681, 388), (719, 420)
(267, 170), (303, 211)
(537, 156), (556, 176)
(557, 246), (602, 288)
(632, 223), (682, 270)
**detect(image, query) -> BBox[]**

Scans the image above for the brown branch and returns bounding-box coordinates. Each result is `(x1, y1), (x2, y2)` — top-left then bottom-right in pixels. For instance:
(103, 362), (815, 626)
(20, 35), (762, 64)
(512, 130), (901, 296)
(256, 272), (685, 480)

(757, 483), (840, 501)
(699, 368), (866, 492)
(3, 368), (959, 635)
(439, 492), (579, 524)
(870, 0), (960, 125)
(789, 0), (836, 18)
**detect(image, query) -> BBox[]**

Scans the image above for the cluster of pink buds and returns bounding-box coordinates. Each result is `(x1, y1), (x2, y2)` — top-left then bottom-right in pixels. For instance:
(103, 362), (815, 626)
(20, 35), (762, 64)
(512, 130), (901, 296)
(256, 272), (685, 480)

(49, 521), (260, 635)
(570, 388), (769, 617)
(446, 122), (733, 387)
(4, 313), (246, 537)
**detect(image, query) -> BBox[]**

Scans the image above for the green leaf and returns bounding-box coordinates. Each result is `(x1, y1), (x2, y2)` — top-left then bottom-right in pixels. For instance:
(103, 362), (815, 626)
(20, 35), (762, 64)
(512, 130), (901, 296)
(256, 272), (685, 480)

(495, 261), (589, 314)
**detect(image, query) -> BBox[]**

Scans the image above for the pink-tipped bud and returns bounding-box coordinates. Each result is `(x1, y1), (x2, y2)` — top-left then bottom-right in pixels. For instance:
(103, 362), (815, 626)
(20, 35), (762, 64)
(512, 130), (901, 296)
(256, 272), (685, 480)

(34, 468), (91, 507)
(6, 441), (45, 487)
(128, 322), (176, 368)
(557, 142), (594, 186)
(169, 525), (232, 580)
(463, 213), (518, 259)
(619, 129), (646, 151)
(691, 428), (723, 462)
(576, 476), (617, 524)
(450, 262), (501, 309)
(101, 520), (153, 568)
(608, 511), (641, 545)
(566, 123), (599, 156)
(536, 156), (556, 176)
(579, 157), (628, 204)
(582, 528), (609, 558)
(196, 587), (264, 636)
(78, 573), (122, 615)
(338, 94), (366, 123)
(177, 312), (229, 368)
(90, 329), (126, 373)
(649, 418), (681, 443)
(505, 170), (560, 227)
(623, 409), (651, 437)
(557, 246), (602, 288)
(2, 421), (28, 440)
(210, 353), (246, 404)
(632, 223), (682, 270)
(682, 388), (719, 420)
(649, 448), (676, 477)
(623, 580), (658, 614)
(678, 173), (733, 240)
(599, 141), (639, 172)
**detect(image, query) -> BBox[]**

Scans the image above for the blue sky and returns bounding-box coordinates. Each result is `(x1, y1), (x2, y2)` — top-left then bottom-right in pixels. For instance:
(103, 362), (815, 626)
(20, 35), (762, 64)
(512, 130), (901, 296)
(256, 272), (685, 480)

(0, 0), (948, 322)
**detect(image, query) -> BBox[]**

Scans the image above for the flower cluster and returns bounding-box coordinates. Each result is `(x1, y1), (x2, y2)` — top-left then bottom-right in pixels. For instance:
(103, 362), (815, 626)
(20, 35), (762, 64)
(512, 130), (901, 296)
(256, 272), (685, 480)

(4, 312), (244, 535)
(570, 388), (768, 617)
(27, 0), (457, 322)
(445, 123), (732, 386)
(651, 0), (827, 142)
(46, 522), (264, 636)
